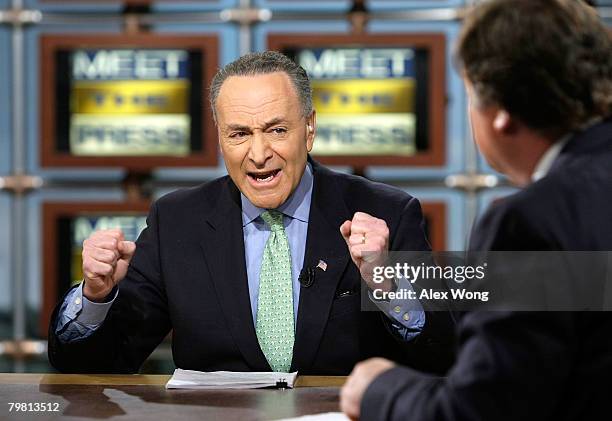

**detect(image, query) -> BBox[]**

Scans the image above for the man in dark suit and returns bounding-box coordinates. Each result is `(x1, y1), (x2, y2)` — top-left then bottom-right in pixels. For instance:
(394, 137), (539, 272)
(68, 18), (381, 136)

(341, 0), (612, 419)
(48, 51), (454, 375)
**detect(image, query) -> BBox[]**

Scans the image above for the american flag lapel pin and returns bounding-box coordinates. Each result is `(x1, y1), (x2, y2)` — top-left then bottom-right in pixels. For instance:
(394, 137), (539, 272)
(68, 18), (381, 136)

(317, 260), (328, 272)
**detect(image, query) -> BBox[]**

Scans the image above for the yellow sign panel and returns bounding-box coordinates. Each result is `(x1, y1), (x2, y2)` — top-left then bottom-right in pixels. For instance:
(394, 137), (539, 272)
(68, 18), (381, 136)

(71, 248), (82, 286)
(312, 79), (415, 114)
(313, 114), (416, 156)
(70, 114), (190, 156)
(72, 80), (189, 114)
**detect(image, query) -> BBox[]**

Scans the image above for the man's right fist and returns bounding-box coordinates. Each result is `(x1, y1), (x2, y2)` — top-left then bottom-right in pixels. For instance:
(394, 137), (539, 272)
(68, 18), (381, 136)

(82, 228), (136, 302)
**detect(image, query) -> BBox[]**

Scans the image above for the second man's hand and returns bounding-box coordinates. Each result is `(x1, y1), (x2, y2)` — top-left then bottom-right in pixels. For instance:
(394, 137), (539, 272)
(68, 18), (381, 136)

(340, 357), (396, 420)
(82, 228), (136, 303)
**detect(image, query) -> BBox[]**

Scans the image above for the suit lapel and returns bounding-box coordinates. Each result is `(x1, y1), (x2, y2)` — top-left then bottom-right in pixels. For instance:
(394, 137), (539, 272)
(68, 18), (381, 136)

(291, 160), (351, 371)
(199, 178), (271, 371)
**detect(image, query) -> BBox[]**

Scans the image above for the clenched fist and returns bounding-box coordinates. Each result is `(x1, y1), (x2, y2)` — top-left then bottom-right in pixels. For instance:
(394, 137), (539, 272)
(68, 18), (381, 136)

(340, 212), (391, 291)
(82, 228), (136, 302)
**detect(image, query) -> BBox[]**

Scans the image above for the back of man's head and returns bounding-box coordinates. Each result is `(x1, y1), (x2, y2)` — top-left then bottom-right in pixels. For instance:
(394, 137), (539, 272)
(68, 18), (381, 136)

(456, 0), (612, 136)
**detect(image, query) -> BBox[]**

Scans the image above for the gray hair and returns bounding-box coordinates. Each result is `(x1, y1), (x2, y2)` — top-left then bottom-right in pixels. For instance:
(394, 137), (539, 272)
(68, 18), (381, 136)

(209, 51), (313, 123)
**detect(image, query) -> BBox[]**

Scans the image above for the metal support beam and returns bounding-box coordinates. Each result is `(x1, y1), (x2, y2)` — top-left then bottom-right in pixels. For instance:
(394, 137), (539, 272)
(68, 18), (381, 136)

(10, 0), (26, 374)
(0, 8), (41, 25)
(0, 340), (47, 359)
(445, 174), (499, 192)
(0, 175), (43, 194)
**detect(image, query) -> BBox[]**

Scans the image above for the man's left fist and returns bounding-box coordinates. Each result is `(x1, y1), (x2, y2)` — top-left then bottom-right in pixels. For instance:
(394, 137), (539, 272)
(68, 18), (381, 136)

(340, 212), (390, 290)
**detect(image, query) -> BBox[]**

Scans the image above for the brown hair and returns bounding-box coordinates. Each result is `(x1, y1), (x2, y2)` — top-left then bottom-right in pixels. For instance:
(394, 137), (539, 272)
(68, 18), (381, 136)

(456, 0), (612, 134)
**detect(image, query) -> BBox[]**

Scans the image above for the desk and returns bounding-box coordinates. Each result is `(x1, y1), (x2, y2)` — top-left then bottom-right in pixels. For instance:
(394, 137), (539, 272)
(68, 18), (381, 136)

(0, 374), (345, 420)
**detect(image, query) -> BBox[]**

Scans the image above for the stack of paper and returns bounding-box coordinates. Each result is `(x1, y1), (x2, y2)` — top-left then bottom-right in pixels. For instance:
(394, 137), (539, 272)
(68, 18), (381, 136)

(165, 369), (299, 390)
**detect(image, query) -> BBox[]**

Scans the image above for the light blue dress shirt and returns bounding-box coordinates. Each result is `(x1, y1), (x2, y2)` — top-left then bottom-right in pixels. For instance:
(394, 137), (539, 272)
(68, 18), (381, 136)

(55, 163), (425, 342)
(55, 282), (118, 342)
(241, 163), (313, 326)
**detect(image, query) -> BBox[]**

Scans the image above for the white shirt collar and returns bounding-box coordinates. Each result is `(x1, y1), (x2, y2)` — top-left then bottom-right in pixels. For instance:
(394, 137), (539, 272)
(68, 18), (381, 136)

(531, 117), (603, 183)
(240, 162), (313, 226)
(531, 135), (570, 182)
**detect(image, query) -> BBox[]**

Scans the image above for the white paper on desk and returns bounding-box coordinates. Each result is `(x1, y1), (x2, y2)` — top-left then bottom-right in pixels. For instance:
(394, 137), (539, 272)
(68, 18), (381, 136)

(277, 412), (350, 421)
(165, 369), (298, 390)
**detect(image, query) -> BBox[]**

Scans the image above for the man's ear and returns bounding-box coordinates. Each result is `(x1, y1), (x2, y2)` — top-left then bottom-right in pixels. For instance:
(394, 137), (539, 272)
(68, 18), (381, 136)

(306, 110), (316, 152)
(492, 109), (514, 134)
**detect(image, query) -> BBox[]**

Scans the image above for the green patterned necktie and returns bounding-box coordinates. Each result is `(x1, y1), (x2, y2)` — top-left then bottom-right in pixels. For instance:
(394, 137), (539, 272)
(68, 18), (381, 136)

(256, 210), (295, 372)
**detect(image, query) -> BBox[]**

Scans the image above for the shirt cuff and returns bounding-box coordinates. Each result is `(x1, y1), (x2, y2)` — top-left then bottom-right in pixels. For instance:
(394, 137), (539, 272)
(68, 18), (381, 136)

(55, 286), (82, 333)
(368, 277), (426, 337)
(77, 282), (118, 326)
(389, 276), (425, 329)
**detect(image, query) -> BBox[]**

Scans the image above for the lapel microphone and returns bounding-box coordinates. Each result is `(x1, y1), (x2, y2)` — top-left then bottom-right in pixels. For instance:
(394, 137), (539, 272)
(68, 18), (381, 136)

(298, 267), (315, 288)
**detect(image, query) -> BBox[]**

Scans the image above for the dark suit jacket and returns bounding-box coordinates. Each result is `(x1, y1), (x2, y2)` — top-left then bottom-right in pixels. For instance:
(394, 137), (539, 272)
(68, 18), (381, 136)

(362, 119), (612, 420)
(48, 158), (455, 375)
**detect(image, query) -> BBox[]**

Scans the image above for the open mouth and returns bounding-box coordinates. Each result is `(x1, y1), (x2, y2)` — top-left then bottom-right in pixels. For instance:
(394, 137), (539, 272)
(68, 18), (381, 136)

(248, 169), (281, 184)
